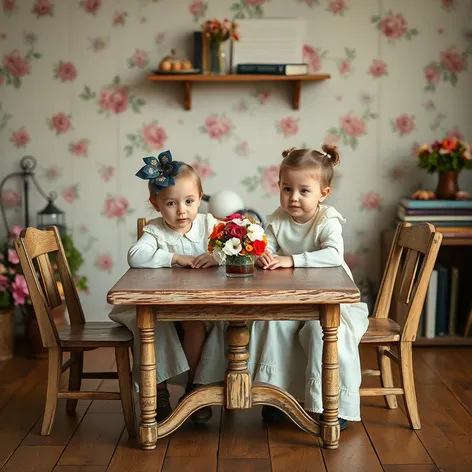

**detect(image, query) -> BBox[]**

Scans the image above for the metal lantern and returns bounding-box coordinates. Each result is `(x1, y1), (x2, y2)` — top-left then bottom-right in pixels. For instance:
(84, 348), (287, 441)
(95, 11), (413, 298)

(37, 192), (66, 237)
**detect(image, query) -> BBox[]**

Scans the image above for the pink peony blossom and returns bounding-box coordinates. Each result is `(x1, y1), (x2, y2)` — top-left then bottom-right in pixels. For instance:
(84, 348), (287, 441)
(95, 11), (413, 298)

(424, 64), (441, 83)
(204, 115), (233, 140)
(262, 165), (280, 196)
(340, 113), (366, 137)
(189, 1), (204, 17)
(338, 59), (351, 76)
(380, 14), (408, 39)
(51, 113), (71, 134)
(3, 50), (29, 76)
(361, 192), (381, 210)
(70, 139), (88, 156)
(96, 253), (113, 272)
(0, 274), (8, 291)
(440, 47), (467, 73)
(12, 274), (28, 305)
(56, 61), (77, 81)
(104, 195), (129, 219)
(303, 45), (322, 72)
(328, 0), (347, 15)
(83, 0), (101, 14)
(11, 127), (30, 147)
(368, 59), (387, 77)
(142, 123), (167, 150)
(32, 0), (53, 16)
(8, 248), (19, 264)
(62, 186), (77, 203)
(1, 190), (21, 208)
(279, 117), (299, 137)
(395, 114), (415, 135)
(98, 85), (128, 114)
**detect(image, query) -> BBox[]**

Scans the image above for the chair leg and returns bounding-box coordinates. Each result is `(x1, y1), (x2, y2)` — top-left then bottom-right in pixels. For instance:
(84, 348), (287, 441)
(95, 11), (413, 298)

(41, 347), (62, 435)
(66, 352), (84, 413)
(399, 342), (421, 429)
(377, 346), (398, 409)
(115, 346), (137, 437)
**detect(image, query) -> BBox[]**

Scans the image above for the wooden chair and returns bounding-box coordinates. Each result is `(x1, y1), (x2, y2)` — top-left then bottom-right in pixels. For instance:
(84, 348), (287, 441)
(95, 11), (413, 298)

(14, 226), (136, 437)
(360, 222), (442, 430)
(137, 217), (147, 240)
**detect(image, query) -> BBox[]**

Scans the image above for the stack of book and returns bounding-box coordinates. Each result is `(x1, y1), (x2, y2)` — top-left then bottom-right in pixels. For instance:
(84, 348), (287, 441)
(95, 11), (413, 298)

(235, 63), (308, 76)
(396, 197), (472, 239)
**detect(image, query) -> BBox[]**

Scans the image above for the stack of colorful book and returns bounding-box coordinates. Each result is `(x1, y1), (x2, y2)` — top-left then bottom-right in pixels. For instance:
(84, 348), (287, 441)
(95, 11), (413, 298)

(396, 197), (472, 238)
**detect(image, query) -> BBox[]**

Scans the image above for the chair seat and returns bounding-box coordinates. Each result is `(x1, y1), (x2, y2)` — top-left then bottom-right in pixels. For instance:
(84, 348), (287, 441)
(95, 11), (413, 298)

(361, 318), (401, 343)
(59, 322), (133, 348)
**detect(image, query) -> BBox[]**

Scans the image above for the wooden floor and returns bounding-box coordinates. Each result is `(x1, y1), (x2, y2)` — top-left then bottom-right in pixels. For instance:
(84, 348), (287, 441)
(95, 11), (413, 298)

(1, 345), (472, 472)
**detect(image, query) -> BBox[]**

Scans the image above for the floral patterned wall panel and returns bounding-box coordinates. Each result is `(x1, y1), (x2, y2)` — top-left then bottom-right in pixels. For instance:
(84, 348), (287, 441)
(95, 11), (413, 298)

(1, 0), (471, 320)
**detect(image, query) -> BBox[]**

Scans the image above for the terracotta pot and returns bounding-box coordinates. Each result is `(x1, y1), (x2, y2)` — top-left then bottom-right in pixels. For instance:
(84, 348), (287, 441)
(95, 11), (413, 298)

(24, 304), (68, 359)
(0, 308), (15, 361)
(436, 171), (459, 200)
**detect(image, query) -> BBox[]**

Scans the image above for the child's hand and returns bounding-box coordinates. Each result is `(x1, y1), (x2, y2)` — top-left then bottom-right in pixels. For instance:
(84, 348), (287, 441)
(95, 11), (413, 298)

(192, 253), (218, 268)
(257, 250), (277, 269)
(261, 255), (294, 270)
(172, 254), (196, 267)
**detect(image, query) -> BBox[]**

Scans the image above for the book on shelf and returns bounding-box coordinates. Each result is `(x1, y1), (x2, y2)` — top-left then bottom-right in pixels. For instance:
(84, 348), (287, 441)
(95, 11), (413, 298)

(399, 207), (472, 217)
(193, 31), (209, 73)
(399, 197), (472, 210)
(397, 206), (472, 222)
(236, 63), (308, 75)
(435, 265), (449, 336)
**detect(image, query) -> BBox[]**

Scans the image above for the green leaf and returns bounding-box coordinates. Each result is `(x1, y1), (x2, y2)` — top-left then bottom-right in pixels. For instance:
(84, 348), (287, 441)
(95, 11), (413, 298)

(450, 73), (458, 87)
(13, 76), (20, 89)
(113, 75), (120, 85)
(371, 16), (380, 23)
(125, 145), (134, 157)
(33, 52), (41, 59)
(230, 3), (241, 11)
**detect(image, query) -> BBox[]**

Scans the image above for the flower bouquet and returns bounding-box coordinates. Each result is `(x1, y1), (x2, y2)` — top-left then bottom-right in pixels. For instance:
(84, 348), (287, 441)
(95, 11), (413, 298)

(208, 213), (267, 277)
(417, 137), (471, 199)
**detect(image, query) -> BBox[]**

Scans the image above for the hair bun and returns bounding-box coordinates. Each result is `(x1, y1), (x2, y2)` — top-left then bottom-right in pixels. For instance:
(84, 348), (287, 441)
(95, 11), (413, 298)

(321, 144), (341, 166)
(282, 147), (296, 159)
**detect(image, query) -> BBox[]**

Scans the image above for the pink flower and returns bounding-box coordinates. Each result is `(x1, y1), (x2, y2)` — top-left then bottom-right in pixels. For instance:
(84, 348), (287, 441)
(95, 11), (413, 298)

(142, 122), (167, 150)
(441, 0), (456, 10)
(1, 190), (21, 208)
(96, 253), (113, 272)
(45, 166), (61, 180)
(258, 89), (270, 104)
(32, 0), (53, 16)
(303, 45), (322, 72)
(204, 115), (233, 140)
(323, 134), (340, 147)
(104, 195), (129, 219)
(70, 139), (88, 156)
(344, 252), (359, 269)
(279, 117), (299, 137)
(340, 113), (366, 137)
(225, 213), (244, 222)
(395, 114), (415, 135)
(380, 14), (408, 39)
(3, 0), (15, 13)
(99, 165), (114, 182)
(262, 165), (280, 196)
(9, 225), (23, 238)
(12, 274), (28, 305)
(51, 113), (71, 134)
(192, 162), (213, 180)
(8, 248), (19, 264)
(98, 85), (128, 114)
(424, 64), (441, 84)
(440, 47), (467, 73)
(368, 59), (387, 77)
(245, 0), (265, 5)
(11, 127), (30, 147)
(338, 59), (351, 76)
(113, 11), (125, 25)
(0, 274), (8, 291)
(132, 49), (149, 68)
(328, 0), (347, 15)
(56, 61), (77, 82)
(226, 222), (247, 239)
(83, 0), (101, 14)
(446, 128), (463, 140)
(189, 1), (204, 17)
(3, 50), (29, 76)
(62, 186), (78, 203)
(361, 192), (382, 210)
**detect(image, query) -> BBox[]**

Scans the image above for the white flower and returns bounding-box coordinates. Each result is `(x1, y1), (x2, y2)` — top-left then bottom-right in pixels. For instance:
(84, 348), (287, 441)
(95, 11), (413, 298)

(222, 237), (242, 256)
(212, 247), (226, 263)
(439, 148), (450, 155)
(246, 223), (264, 241)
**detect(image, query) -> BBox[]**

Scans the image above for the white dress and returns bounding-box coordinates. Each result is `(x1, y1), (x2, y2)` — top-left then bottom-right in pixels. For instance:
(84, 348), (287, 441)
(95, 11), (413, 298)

(195, 205), (369, 421)
(109, 213), (221, 389)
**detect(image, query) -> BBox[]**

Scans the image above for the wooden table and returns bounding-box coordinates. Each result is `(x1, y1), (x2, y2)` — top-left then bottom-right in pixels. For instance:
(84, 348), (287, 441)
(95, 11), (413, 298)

(107, 266), (360, 451)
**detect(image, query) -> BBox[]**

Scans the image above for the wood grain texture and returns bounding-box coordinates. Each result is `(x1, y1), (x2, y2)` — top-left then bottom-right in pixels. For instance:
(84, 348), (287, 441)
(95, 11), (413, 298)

(147, 73), (331, 82)
(58, 323), (133, 348)
(1, 445), (63, 472)
(107, 267), (360, 306)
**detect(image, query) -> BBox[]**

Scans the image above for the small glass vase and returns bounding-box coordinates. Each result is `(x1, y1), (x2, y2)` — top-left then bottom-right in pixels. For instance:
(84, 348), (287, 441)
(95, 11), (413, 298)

(436, 171), (459, 200)
(210, 39), (226, 75)
(225, 254), (255, 278)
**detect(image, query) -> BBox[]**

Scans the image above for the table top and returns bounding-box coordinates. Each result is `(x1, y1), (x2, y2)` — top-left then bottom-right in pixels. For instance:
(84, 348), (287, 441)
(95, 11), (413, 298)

(107, 266), (360, 306)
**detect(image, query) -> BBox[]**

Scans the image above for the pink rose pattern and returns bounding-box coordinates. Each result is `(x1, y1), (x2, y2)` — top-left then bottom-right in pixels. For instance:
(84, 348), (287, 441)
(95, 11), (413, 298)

(439, 0), (456, 11)
(0, 47), (41, 88)
(54, 61), (77, 82)
(424, 47), (469, 92)
(32, 0), (54, 17)
(125, 121), (168, 156)
(69, 139), (90, 156)
(277, 117), (299, 137)
(62, 184), (79, 203)
(1, 190), (21, 209)
(3, 0), (17, 16)
(189, 1), (207, 22)
(192, 156), (214, 180)
(231, 0), (266, 18)
(242, 165), (280, 198)
(127, 49), (149, 69)
(95, 253), (113, 273)
(371, 11), (418, 42)
(303, 45), (327, 73)
(112, 11), (128, 26)
(81, 0), (101, 15)
(200, 114), (233, 141)
(392, 114), (415, 136)
(368, 59), (387, 78)
(337, 48), (356, 77)
(99, 165), (114, 182)
(361, 192), (382, 211)
(10, 127), (30, 147)
(48, 113), (72, 134)
(103, 195), (133, 223)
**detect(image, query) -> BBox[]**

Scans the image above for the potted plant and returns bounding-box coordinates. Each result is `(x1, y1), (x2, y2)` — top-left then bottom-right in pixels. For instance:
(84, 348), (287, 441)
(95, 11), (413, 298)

(417, 137), (471, 199)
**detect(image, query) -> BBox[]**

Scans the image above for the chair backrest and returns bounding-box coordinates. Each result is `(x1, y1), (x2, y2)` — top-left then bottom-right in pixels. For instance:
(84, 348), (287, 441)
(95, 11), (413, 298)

(14, 226), (85, 348)
(373, 222), (442, 342)
(137, 218), (148, 240)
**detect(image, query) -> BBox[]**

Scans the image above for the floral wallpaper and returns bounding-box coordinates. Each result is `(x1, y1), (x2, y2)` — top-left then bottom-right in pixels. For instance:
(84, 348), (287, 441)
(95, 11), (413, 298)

(1, 0), (471, 320)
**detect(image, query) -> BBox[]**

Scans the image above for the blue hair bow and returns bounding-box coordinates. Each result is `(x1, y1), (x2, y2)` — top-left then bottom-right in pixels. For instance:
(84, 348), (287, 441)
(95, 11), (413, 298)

(135, 150), (183, 192)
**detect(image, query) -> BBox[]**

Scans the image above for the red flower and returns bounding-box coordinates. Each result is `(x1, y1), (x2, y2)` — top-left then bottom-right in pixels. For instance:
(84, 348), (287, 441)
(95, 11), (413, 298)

(225, 213), (244, 221)
(252, 240), (266, 256)
(225, 222), (246, 239)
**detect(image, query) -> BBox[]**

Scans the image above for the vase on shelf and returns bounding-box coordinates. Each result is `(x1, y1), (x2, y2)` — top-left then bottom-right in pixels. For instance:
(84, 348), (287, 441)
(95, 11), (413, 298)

(210, 39), (227, 75)
(436, 171), (459, 200)
(225, 254), (255, 278)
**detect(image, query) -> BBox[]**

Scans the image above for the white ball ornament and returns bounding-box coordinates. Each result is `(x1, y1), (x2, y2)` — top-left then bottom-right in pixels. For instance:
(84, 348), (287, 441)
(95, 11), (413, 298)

(207, 190), (245, 220)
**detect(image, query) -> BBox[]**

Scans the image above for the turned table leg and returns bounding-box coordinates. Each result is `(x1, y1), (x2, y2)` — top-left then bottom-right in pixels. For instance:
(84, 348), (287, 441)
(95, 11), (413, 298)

(320, 304), (340, 449)
(225, 321), (252, 409)
(137, 305), (157, 450)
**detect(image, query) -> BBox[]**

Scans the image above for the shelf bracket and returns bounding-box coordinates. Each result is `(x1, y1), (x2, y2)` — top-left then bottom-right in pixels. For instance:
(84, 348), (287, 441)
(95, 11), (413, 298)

(183, 81), (191, 111)
(292, 80), (301, 110)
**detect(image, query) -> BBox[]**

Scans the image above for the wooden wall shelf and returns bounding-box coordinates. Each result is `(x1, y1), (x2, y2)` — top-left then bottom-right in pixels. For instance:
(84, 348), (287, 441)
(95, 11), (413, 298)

(147, 73), (331, 111)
